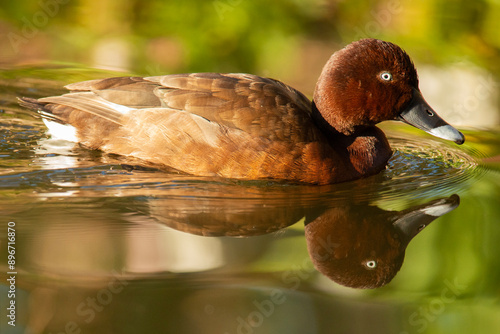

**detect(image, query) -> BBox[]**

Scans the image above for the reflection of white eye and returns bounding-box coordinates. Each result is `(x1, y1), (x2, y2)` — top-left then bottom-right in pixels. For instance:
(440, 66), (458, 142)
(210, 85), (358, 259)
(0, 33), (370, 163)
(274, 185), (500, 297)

(380, 72), (392, 81)
(365, 260), (377, 269)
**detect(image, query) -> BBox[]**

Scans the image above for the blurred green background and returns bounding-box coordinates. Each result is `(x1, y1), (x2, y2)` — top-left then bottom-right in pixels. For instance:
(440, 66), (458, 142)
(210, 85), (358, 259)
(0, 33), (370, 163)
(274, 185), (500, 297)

(0, 0), (499, 99)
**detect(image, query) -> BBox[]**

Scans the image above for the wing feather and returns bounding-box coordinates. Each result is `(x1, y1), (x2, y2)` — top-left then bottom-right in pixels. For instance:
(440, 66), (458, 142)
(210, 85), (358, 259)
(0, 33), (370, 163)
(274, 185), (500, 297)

(145, 73), (318, 142)
(39, 93), (127, 125)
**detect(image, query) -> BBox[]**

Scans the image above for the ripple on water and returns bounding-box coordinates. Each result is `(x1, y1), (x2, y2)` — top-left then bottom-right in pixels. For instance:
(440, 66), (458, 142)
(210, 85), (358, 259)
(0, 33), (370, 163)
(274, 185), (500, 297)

(0, 119), (485, 211)
(374, 135), (483, 203)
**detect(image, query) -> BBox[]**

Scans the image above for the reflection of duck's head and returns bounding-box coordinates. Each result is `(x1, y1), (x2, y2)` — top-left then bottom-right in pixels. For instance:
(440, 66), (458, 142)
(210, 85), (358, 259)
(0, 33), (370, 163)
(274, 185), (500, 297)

(305, 195), (460, 289)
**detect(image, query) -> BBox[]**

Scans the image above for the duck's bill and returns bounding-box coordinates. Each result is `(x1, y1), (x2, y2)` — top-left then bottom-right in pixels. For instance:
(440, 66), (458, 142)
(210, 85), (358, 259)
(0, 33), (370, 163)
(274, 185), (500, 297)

(393, 194), (460, 243)
(398, 88), (465, 145)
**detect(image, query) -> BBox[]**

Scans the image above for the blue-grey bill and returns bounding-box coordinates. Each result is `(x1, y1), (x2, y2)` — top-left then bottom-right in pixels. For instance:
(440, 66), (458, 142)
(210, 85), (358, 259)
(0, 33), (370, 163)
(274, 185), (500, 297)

(399, 88), (465, 145)
(393, 194), (460, 242)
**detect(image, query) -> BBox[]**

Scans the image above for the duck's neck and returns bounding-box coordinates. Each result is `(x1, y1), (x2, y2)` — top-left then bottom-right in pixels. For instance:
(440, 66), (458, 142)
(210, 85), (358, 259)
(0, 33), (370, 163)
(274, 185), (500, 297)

(311, 102), (393, 176)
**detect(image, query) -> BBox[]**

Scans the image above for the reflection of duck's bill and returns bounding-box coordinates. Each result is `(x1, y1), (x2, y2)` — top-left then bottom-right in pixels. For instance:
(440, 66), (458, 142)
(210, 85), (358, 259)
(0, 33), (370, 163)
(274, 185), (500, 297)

(398, 88), (465, 145)
(393, 194), (460, 242)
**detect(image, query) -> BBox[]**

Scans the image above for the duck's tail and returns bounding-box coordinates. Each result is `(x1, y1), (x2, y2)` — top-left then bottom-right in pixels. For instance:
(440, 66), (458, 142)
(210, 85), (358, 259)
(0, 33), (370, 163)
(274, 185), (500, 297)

(17, 97), (66, 124)
(18, 97), (79, 142)
(18, 96), (42, 111)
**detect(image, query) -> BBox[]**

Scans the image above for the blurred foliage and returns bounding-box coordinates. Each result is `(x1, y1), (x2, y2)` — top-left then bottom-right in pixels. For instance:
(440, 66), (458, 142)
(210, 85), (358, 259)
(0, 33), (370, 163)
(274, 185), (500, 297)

(0, 0), (499, 80)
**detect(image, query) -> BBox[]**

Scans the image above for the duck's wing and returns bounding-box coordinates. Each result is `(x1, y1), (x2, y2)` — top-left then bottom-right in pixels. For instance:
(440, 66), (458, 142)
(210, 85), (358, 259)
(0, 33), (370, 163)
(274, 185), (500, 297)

(36, 73), (318, 142)
(145, 73), (319, 142)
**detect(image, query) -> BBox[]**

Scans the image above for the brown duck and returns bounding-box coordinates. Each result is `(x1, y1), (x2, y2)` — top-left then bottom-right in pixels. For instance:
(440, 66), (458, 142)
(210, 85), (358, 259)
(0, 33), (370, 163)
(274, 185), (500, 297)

(19, 39), (464, 184)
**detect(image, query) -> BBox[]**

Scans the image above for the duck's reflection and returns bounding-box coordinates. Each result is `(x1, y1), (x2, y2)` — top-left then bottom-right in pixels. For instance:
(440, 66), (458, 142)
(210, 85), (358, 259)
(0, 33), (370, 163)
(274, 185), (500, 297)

(149, 191), (459, 289)
(305, 195), (459, 288)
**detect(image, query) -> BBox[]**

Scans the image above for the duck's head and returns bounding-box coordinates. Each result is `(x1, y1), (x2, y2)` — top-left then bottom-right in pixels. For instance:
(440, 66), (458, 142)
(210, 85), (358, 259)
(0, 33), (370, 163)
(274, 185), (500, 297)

(313, 38), (464, 144)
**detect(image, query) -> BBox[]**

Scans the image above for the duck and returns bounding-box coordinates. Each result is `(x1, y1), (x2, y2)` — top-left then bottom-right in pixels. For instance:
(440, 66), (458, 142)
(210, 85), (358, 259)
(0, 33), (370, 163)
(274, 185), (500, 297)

(18, 38), (465, 185)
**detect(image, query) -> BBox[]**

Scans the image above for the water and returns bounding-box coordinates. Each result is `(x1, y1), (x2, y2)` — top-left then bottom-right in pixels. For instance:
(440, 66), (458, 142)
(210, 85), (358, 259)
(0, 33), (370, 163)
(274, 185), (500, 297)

(1, 66), (500, 333)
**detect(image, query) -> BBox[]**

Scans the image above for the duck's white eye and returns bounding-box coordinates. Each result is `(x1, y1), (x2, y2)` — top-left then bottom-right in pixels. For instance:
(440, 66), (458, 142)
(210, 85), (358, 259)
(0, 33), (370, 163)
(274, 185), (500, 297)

(380, 72), (392, 81)
(365, 260), (377, 269)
